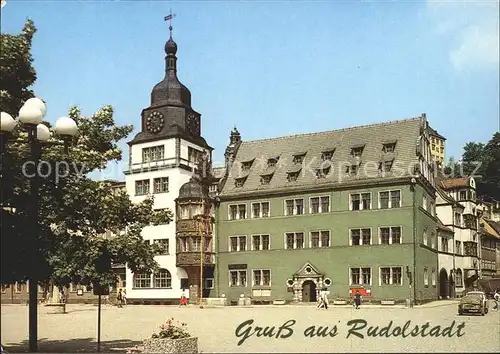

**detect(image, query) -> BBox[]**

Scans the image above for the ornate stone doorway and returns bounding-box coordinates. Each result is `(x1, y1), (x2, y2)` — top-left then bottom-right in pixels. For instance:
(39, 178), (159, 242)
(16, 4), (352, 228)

(288, 262), (327, 303)
(302, 280), (317, 302)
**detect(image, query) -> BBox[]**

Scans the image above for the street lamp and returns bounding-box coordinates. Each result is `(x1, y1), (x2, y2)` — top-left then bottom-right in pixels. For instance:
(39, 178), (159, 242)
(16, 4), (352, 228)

(0, 98), (78, 352)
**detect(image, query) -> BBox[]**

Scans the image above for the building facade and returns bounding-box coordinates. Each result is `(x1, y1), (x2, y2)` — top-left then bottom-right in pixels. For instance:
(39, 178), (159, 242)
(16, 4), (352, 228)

(122, 30), (212, 302)
(213, 115), (440, 304)
(428, 125), (446, 168)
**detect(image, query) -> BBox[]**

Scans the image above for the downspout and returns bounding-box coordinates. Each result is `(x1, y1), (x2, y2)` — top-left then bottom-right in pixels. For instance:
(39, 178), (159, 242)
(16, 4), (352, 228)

(214, 197), (220, 297)
(411, 178), (417, 306)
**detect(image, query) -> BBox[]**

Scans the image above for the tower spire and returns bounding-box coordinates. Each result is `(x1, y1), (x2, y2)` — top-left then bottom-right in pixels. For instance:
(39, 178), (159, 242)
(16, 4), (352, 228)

(164, 9), (176, 39)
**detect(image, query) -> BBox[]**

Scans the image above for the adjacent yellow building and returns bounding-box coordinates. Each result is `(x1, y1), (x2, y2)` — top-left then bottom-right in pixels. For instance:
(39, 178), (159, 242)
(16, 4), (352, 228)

(428, 126), (446, 168)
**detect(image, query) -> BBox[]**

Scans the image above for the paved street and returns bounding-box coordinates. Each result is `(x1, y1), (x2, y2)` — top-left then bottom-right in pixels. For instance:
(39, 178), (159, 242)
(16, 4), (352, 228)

(1, 302), (499, 353)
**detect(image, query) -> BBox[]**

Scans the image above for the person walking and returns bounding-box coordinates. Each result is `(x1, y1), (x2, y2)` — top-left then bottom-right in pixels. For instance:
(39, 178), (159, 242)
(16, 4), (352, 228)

(116, 289), (123, 308)
(354, 290), (362, 309)
(493, 289), (500, 311)
(122, 289), (127, 306)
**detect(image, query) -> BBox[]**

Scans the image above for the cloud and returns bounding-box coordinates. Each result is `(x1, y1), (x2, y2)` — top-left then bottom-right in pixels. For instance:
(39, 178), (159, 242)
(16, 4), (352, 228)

(426, 0), (499, 71)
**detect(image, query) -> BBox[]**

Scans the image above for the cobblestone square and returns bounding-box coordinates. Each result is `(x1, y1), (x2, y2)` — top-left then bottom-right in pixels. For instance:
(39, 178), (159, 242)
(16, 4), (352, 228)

(1, 302), (499, 352)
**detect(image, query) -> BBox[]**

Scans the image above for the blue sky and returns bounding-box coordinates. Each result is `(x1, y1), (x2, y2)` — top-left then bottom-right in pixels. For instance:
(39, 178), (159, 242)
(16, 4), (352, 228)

(3, 0), (499, 181)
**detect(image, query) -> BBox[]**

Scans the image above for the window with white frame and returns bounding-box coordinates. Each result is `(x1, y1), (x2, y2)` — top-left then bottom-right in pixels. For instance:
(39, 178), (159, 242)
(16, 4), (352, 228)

(142, 145), (165, 163)
(310, 196), (330, 213)
(285, 199), (304, 215)
(15, 282), (23, 293)
(153, 239), (169, 255)
(229, 270), (247, 287)
(252, 269), (271, 287)
(422, 195), (427, 211)
(229, 236), (247, 252)
(252, 235), (270, 250)
(379, 226), (402, 244)
(350, 228), (371, 245)
(455, 241), (462, 255)
(423, 268), (429, 286)
(349, 267), (372, 285)
(153, 269), (172, 288)
(228, 204), (247, 220)
(455, 269), (463, 287)
(440, 237), (449, 253)
(430, 232), (436, 249)
(285, 232), (304, 249)
(135, 179), (150, 196)
(133, 272), (152, 288)
(430, 201), (435, 216)
(431, 269), (436, 286)
(153, 177), (169, 193)
(454, 212), (462, 227)
(310, 230), (331, 248)
(350, 193), (371, 211)
(204, 278), (214, 289)
(379, 190), (401, 209)
(379, 267), (403, 285)
(423, 228), (428, 246)
(251, 202), (270, 218)
(188, 147), (201, 164)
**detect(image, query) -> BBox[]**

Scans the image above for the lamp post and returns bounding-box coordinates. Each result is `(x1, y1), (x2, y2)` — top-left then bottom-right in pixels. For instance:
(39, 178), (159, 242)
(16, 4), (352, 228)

(1, 98), (78, 352)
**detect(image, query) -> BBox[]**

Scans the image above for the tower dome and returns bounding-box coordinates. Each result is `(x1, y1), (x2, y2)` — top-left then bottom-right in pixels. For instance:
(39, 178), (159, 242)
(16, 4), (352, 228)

(150, 34), (191, 107)
(178, 177), (205, 199)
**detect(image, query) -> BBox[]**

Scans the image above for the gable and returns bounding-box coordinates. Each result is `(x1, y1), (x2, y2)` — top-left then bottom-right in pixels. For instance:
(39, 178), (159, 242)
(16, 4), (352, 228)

(293, 262), (324, 277)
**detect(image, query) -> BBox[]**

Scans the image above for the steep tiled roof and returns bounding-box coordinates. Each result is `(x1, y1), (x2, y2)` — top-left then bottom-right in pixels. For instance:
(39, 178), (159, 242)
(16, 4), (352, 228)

(427, 125), (446, 140)
(441, 177), (470, 190)
(212, 166), (226, 180)
(220, 116), (426, 196)
(484, 218), (500, 237)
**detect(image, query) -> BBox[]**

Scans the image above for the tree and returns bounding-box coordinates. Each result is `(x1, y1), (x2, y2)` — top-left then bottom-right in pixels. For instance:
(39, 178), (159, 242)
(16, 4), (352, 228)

(0, 22), (173, 293)
(0, 19), (37, 115)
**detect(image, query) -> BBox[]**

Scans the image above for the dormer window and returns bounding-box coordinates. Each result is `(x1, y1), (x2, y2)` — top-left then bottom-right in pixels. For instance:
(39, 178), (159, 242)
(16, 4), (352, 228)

(241, 160), (254, 172)
(316, 166), (331, 179)
(383, 142), (396, 153)
(260, 173), (274, 185)
(321, 149), (335, 161)
(267, 157), (279, 168)
(235, 176), (247, 188)
(351, 146), (364, 158)
(287, 170), (301, 182)
(346, 164), (358, 175)
(293, 153), (306, 164)
(379, 160), (394, 172)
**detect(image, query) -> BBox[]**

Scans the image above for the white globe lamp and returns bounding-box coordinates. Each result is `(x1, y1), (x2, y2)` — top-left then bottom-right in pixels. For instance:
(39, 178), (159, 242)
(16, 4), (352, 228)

(54, 117), (78, 137)
(18, 104), (43, 126)
(36, 124), (51, 142)
(1, 112), (17, 133)
(24, 97), (47, 118)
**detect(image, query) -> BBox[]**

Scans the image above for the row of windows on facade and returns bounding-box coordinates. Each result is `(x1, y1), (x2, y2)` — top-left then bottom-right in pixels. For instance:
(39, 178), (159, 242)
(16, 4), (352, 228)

(236, 143), (397, 186)
(144, 237), (213, 255)
(228, 266), (416, 288)
(135, 177), (169, 195)
(228, 190), (402, 220)
(0, 278), (126, 294)
(227, 227), (404, 252)
(141, 145), (201, 164)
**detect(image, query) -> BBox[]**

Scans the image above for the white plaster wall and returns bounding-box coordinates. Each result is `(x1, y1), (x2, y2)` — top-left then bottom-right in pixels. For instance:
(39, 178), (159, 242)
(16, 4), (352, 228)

(436, 204), (452, 225)
(123, 137), (207, 299)
(130, 139), (176, 165)
(438, 253), (454, 272)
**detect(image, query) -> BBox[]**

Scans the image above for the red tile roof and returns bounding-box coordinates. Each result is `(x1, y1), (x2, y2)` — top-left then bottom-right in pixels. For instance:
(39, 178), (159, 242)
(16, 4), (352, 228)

(441, 177), (469, 189)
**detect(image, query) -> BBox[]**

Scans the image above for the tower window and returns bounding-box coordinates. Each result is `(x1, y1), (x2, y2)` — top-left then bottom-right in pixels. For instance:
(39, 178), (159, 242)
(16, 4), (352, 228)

(142, 145), (165, 163)
(153, 177), (169, 193)
(135, 179), (150, 196)
(188, 147), (201, 164)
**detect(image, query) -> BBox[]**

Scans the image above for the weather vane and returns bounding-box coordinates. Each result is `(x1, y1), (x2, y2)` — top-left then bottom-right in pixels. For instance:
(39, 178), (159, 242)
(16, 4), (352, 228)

(164, 9), (176, 38)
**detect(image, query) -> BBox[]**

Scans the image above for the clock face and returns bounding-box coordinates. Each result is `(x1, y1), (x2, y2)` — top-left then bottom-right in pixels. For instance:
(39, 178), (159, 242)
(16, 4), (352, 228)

(187, 113), (200, 136)
(146, 111), (165, 134)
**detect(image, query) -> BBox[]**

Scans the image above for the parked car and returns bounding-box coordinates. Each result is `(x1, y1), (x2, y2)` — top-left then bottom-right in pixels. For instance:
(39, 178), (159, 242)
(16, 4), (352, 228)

(458, 291), (489, 316)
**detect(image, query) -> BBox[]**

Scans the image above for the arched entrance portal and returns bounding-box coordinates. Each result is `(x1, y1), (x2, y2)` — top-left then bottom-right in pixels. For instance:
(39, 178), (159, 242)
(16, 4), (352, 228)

(439, 269), (449, 299)
(302, 280), (317, 302)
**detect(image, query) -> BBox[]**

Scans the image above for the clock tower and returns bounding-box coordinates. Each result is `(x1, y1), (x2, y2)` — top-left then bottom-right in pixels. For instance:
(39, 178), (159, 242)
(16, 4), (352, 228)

(123, 23), (213, 304)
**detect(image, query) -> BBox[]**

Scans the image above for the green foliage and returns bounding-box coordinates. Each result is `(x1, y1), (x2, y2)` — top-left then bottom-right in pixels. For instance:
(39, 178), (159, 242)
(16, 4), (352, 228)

(151, 318), (191, 339)
(446, 132), (500, 200)
(0, 19), (37, 115)
(0, 22), (173, 288)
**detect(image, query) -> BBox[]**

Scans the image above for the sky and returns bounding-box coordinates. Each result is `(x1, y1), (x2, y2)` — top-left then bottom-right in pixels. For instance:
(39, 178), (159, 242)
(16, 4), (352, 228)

(2, 0), (499, 181)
